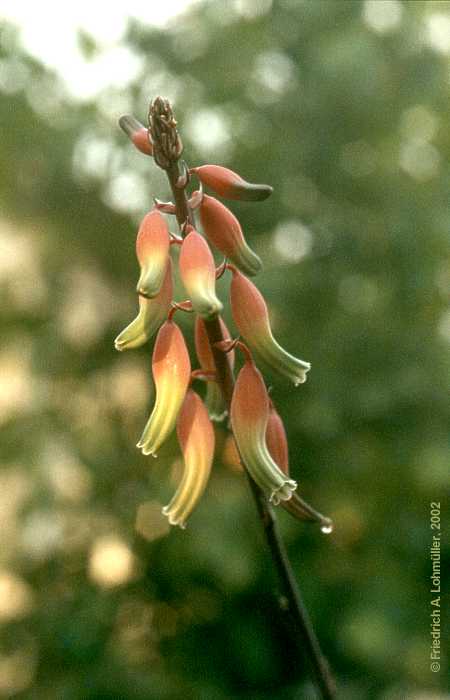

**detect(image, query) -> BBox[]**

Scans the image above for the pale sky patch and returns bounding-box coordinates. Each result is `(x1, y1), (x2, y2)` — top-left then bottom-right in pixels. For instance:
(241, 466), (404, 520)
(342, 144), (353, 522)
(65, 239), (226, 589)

(0, 0), (198, 100)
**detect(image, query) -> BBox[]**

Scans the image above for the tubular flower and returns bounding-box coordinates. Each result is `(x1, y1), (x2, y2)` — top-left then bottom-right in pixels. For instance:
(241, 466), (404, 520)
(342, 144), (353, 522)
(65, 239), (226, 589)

(115, 259), (173, 351)
(266, 404), (333, 529)
(194, 316), (234, 421)
(179, 228), (223, 319)
(230, 269), (311, 386)
(119, 115), (153, 156)
(191, 165), (273, 202)
(137, 321), (191, 456)
(230, 358), (297, 504)
(198, 194), (262, 276)
(162, 390), (215, 528)
(136, 209), (170, 298)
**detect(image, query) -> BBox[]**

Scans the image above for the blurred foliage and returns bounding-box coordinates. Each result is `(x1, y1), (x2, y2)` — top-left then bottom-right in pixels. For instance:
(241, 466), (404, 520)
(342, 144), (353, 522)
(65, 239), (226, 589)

(0, 1), (449, 698)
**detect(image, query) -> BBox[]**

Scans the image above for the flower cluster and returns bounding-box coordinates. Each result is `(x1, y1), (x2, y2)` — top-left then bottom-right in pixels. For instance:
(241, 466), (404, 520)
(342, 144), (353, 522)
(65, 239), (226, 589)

(116, 109), (332, 532)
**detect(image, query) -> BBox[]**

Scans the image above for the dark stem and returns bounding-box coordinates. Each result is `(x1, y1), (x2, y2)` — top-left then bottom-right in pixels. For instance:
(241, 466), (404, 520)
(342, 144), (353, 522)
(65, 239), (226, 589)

(247, 479), (336, 700)
(167, 163), (194, 228)
(151, 98), (336, 700)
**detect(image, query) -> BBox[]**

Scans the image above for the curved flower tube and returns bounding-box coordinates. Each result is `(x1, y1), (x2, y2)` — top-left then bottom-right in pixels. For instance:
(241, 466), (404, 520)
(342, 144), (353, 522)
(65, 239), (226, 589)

(230, 358), (297, 504)
(265, 404), (333, 529)
(162, 389), (215, 528)
(230, 269), (311, 386)
(136, 209), (170, 298)
(137, 321), (191, 457)
(114, 259), (173, 351)
(194, 316), (235, 421)
(198, 194), (262, 276)
(190, 165), (273, 202)
(179, 228), (223, 319)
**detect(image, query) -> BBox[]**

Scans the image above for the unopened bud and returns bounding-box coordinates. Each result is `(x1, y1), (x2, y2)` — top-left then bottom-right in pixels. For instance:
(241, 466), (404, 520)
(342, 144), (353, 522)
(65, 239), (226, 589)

(199, 194), (262, 276)
(119, 115), (153, 156)
(191, 165), (272, 202)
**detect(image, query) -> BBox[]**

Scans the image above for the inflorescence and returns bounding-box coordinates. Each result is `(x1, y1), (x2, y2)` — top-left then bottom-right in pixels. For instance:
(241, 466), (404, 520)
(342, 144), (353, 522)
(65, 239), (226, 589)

(116, 97), (332, 532)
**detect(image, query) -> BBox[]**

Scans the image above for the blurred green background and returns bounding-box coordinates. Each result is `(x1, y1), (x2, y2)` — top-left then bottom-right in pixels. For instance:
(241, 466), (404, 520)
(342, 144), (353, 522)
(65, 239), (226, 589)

(0, 1), (449, 698)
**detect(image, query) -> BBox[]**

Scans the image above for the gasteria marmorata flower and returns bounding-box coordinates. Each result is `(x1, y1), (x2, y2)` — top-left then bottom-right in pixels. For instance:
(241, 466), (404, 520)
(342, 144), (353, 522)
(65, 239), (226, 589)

(190, 165), (273, 202)
(266, 404), (333, 530)
(198, 193), (262, 276)
(231, 356), (297, 504)
(194, 316), (235, 421)
(162, 389), (215, 528)
(230, 268), (311, 386)
(137, 320), (191, 457)
(115, 97), (331, 533)
(179, 227), (223, 319)
(136, 209), (170, 298)
(115, 259), (173, 351)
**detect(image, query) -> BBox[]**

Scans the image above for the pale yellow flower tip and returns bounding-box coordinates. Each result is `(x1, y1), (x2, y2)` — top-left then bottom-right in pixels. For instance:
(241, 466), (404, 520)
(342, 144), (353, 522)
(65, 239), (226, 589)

(162, 390), (215, 528)
(115, 260), (173, 351)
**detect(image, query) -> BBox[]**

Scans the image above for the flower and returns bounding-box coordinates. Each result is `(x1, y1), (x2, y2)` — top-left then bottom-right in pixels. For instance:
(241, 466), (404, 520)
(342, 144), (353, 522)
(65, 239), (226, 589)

(119, 115), (153, 156)
(198, 194), (262, 276)
(137, 320), (191, 456)
(230, 269), (311, 386)
(194, 316), (234, 421)
(179, 227), (223, 319)
(114, 259), (173, 351)
(162, 389), (215, 528)
(191, 165), (272, 201)
(266, 403), (333, 529)
(136, 209), (170, 298)
(230, 357), (297, 504)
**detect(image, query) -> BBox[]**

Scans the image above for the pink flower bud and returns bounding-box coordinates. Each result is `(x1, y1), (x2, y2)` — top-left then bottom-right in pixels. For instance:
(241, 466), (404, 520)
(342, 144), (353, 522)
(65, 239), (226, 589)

(179, 228), (223, 319)
(230, 270), (311, 386)
(162, 389), (215, 528)
(198, 194), (262, 276)
(132, 128), (153, 156)
(114, 259), (173, 351)
(119, 115), (153, 156)
(195, 316), (234, 421)
(191, 165), (272, 202)
(136, 210), (170, 298)
(230, 359), (297, 504)
(137, 321), (191, 456)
